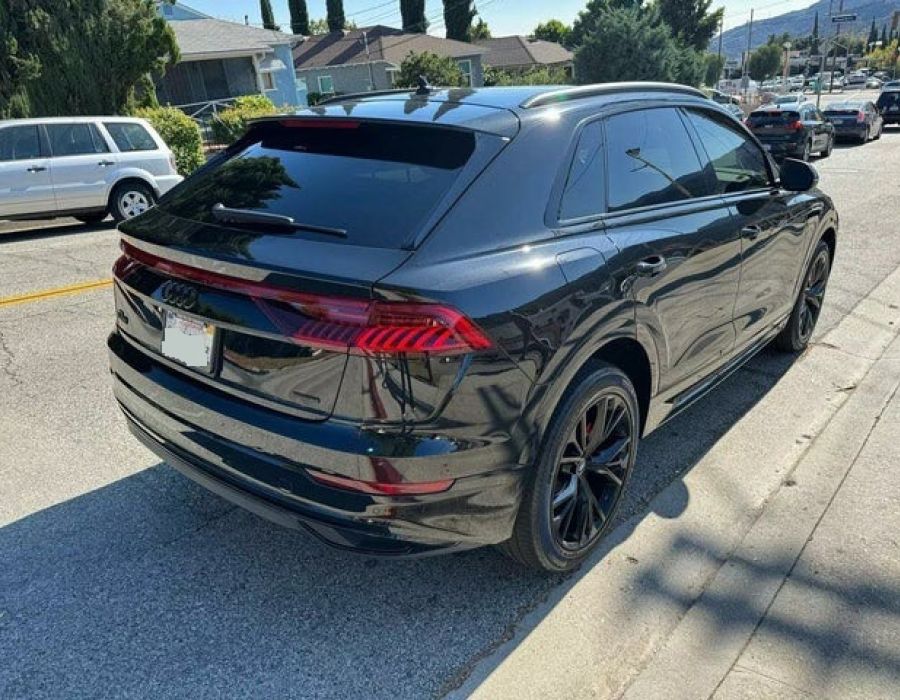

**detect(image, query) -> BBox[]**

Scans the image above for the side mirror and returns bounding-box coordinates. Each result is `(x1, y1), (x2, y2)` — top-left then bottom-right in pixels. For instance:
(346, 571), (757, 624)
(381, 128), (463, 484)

(779, 158), (818, 192)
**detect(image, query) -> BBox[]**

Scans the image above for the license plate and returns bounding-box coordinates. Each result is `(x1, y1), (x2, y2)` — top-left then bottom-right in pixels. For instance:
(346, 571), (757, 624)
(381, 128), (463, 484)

(161, 311), (216, 370)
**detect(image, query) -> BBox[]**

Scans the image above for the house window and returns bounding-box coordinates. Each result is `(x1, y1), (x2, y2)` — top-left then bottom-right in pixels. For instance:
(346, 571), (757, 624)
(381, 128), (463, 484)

(458, 59), (473, 87)
(261, 72), (276, 91)
(318, 75), (335, 94)
(387, 69), (399, 87)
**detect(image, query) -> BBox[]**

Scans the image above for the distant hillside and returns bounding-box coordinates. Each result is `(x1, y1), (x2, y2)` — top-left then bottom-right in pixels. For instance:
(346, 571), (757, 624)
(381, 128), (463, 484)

(714, 0), (897, 58)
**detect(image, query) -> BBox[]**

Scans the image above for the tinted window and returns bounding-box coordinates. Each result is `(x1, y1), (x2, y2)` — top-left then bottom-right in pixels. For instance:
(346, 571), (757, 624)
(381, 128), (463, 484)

(46, 123), (108, 156)
(0, 126), (41, 161)
(161, 121), (478, 249)
(105, 122), (157, 152)
(747, 110), (800, 126)
(876, 91), (900, 109)
(605, 108), (709, 212)
(560, 121), (604, 221)
(685, 109), (770, 194)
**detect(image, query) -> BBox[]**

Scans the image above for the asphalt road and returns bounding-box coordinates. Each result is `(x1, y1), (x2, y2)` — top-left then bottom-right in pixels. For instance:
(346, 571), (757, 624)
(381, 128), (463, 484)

(2, 124), (899, 699)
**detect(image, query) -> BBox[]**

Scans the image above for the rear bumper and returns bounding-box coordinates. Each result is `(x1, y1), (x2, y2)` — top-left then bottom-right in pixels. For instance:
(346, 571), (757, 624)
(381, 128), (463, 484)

(760, 139), (805, 159)
(832, 125), (867, 139)
(153, 174), (183, 197)
(108, 330), (523, 556)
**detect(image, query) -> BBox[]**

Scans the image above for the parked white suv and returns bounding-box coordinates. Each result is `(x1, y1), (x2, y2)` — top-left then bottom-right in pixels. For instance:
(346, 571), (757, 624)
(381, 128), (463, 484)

(0, 116), (183, 224)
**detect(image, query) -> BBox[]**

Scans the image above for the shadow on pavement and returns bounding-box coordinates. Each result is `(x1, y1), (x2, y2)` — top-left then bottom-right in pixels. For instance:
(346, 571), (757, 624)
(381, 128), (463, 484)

(0, 219), (115, 244)
(1, 350), (804, 699)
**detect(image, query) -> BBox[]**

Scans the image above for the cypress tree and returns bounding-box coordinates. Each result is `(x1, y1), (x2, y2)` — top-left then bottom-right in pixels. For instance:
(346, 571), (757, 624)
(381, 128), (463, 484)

(326, 0), (345, 33)
(401, 0), (427, 33)
(881, 24), (888, 45)
(260, 0), (278, 31)
(868, 19), (878, 46)
(443, 0), (477, 42)
(811, 11), (819, 54)
(289, 0), (310, 35)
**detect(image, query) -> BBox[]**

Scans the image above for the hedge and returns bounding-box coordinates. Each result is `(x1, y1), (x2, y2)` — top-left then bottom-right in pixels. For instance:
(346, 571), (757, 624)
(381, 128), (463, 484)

(131, 106), (205, 176)
(209, 94), (280, 145)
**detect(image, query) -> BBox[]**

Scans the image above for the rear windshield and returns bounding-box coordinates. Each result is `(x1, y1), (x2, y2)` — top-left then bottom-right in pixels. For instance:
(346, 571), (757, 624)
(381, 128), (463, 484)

(824, 103), (863, 114)
(747, 110), (799, 125)
(160, 120), (477, 248)
(877, 92), (900, 108)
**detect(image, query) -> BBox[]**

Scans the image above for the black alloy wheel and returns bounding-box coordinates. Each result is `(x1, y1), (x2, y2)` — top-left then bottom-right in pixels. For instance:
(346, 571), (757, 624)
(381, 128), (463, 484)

(774, 240), (831, 352)
(551, 394), (632, 550)
(501, 363), (639, 572)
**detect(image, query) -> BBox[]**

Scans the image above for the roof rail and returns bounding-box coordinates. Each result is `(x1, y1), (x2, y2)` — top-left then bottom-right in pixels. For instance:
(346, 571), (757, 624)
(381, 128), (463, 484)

(316, 88), (420, 105)
(521, 82), (707, 109)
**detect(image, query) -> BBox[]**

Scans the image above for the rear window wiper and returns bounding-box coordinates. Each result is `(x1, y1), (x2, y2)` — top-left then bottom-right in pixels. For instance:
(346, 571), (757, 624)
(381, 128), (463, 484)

(211, 203), (347, 238)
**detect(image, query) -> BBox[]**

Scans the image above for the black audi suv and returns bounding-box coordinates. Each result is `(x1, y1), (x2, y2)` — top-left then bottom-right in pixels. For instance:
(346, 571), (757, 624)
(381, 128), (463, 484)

(109, 83), (837, 572)
(745, 102), (834, 161)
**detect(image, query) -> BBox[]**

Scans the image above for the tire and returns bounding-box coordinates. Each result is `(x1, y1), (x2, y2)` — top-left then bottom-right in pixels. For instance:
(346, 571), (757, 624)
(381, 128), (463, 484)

(74, 212), (108, 225)
(110, 181), (155, 223)
(860, 127), (869, 144)
(499, 363), (640, 572)
(874, 123), (882, 140)
(821, 135), (833, 157)
(773, 240), (831, 353)
(801, 140), (811, 161)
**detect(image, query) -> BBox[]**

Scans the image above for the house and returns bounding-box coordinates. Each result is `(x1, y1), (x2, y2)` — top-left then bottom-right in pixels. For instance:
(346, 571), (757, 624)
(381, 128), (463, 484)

(292, 26), (488, 99)
(154, 2), (301, 111)
(474, 36), (574, 77)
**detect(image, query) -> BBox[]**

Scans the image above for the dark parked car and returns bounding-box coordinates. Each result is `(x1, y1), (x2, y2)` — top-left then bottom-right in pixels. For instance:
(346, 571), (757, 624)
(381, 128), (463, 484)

(109, 83), (838, 572)
(745, 102), (834, 161)
(824, 100), (883, 142)
(876, 89), (900, 126)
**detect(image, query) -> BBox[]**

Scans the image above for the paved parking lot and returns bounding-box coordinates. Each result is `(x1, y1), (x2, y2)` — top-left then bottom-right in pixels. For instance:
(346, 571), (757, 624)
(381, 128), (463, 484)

(2, 126), (899, 698)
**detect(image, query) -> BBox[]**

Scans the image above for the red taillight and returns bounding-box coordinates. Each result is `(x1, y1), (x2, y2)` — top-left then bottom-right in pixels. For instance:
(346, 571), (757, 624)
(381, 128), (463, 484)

(115, 241), (493, 356)
(857, 110), (866, 122)
(788, 120), (804, 131)
(306, 469), (454, 496)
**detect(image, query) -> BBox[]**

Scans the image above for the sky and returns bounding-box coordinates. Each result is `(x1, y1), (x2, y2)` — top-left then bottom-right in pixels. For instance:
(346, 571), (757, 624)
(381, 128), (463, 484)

(176, 0), (820, 36)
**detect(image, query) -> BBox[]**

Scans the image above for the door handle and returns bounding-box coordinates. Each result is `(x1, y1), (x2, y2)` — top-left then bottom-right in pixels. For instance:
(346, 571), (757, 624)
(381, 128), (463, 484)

(26, 165), (46, 173)
(98, 160), (115, 167)
(636, 255), (667, 277)
(742, 225), (762, 241)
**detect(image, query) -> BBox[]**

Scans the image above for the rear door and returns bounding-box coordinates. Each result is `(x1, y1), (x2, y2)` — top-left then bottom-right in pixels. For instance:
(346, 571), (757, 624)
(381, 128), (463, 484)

(683, 107), (800, 352)
(44, 122), (114, 210)
(600, 106), (740, 395)
(0, 124), (55, 217)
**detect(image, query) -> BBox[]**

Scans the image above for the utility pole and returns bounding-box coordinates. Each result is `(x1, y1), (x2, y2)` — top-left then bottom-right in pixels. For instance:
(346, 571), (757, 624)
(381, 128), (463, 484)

(828, 0), (844, 93)
(743, 9), (754, 101)
(362, 30), (375, 91)
(716, 13), (724, 85)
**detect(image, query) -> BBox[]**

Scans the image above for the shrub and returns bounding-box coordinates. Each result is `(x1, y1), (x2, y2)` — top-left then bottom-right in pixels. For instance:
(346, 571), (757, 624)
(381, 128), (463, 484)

(131, 106), (204, 176)
(395, 51), (465, 88)
(484, 66), (571, 87)
(209, 94), (280, 145)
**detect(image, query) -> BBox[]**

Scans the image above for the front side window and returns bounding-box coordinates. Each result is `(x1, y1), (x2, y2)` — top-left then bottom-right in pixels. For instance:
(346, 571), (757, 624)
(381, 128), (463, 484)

(605, 108), (710, 213)
(559, 121), (604, 221)
(0, 126), (42, 161)
(684, 109), (771, 194)
(317, 75), (334, 94)
(104, 122), (157, 152)
(46, 123), (108, 157)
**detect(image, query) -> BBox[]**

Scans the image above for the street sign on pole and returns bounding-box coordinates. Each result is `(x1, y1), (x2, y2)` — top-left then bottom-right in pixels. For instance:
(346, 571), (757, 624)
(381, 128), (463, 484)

(831, 14), (857, 24)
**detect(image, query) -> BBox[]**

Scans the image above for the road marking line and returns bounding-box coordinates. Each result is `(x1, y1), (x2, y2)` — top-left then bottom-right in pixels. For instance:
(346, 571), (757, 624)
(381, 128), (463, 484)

(0, 278), (113, 308)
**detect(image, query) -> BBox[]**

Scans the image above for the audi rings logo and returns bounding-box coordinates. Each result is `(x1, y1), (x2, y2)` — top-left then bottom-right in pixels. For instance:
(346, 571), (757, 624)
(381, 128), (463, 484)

(161, 280), (199, 311)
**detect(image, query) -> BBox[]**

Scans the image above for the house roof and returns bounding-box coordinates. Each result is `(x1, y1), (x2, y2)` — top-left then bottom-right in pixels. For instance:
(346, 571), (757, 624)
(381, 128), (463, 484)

(169, 18), (295, 58)
(474, 36), (573, 69)
(293, 26), (487, 70)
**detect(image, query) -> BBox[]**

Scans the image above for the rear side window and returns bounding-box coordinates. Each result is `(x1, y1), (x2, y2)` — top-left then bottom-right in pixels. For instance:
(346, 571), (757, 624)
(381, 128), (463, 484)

(105, 122), (158, 152)
(46, 123), (109, 156)
(0, 126), (42, 161)
(684, 109), (770, 194)
(605, 108), (710, 213)
(559, 121), (604, 221)
(160, 121), (478, 248)
(877, 92), (900, 109)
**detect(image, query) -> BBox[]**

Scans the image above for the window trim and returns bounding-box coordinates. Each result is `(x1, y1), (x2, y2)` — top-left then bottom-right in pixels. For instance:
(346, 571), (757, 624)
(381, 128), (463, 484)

(261, 71), (276, 91)
(317, 75), (335, 94)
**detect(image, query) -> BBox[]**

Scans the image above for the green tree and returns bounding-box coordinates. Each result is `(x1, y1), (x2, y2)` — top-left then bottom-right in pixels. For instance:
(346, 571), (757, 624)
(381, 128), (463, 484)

(574, 5), (679, 84)
(484, 65), (572, 86)
(260, 0), (279, 31)
(811, 11), (819, 54)
(0, 1), (42, 118)
(471, 17), (491, 40)
(443, 0), (476, 42)
(868, 19), (878, 46)
(400, 0), (428, 33)
(703, 52), (725, 86)
(532, 20), (572, 47)
(395, 51), (465, 88)
(14, 0), (178, 118)
(657, 0), (723, 51)
(881, 25), (889, 46)
(673, 46), (705, 86)
(570, 0), (643, 48)
(326, 0), (345, 33)
(289, 0), (310, 35)
(747, 42), (782, 80)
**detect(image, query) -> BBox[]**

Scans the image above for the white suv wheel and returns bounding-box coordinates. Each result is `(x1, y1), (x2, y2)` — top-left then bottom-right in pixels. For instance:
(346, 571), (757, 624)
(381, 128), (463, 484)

(119, 190), (150, 218)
